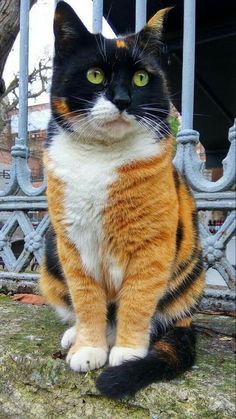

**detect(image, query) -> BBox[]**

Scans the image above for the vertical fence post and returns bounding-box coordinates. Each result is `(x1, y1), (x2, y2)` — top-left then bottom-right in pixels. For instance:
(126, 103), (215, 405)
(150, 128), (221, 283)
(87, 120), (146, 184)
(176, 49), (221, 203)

(17, 0), (30, 148)
(0, 0), (30, 195)
(181, 0), (196, 130)
(9, 0), (46, 195)
(174, 0), (199, 172)
(93, 0), (103, 33)
(135, 0), (147, 32)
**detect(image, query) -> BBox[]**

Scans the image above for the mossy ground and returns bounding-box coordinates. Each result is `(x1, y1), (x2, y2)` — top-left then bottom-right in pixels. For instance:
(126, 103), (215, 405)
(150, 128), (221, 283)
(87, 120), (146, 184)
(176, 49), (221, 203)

(0, 294), (235, 419)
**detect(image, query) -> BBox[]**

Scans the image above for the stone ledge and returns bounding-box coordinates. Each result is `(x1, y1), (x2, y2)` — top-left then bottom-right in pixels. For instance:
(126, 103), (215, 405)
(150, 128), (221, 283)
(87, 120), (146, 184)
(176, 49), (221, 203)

(1, 278), (235, 312)
(0, 295), (235, 418)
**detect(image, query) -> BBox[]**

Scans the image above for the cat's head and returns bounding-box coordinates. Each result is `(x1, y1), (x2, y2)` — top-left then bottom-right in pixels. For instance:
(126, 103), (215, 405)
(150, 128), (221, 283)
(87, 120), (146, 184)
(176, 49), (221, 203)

(51, 1), (171, 143)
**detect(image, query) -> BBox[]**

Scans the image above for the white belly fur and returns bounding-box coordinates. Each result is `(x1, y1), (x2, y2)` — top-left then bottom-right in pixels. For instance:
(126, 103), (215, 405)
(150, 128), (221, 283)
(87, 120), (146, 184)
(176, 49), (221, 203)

(47, 130), (161, 289)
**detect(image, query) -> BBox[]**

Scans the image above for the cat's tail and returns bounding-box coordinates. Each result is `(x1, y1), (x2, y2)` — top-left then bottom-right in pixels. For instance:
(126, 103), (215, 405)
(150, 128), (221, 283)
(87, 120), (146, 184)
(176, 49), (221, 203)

(96, 325), (196, 399)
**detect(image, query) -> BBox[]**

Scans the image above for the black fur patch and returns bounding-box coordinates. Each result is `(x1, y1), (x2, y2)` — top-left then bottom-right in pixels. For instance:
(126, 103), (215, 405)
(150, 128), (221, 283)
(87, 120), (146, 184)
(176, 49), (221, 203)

(107, 303), (116, 324)
(45, 118), (59, 148)
(96, 326), (196, 399)
(157, 250), (204, 310)
(45, 228), (64, 281)
(176, 219), (183, 250)
(149, 318), (170, 344)
(63, 293), (72, 306)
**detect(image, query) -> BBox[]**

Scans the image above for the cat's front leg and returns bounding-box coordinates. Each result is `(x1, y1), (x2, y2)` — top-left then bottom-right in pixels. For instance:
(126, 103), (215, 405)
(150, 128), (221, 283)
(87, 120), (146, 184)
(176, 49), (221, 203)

(58, 237), (108, 372)
(109, 241), (174, 367)
(109, 276), (156, 366)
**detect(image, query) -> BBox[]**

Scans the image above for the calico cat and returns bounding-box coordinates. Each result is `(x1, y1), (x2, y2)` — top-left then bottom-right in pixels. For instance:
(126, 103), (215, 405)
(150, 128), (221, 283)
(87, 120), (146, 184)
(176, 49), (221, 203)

(40, 1), (205, 399)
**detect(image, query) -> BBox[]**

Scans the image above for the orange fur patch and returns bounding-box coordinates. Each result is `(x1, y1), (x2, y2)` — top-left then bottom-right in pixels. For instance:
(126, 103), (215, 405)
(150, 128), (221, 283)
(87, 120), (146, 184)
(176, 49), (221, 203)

(147, 7), (173, 31)
(43, 170), (65, 235)
(116, 39), (126, 48)
(155, 340), (178, 361)
(52, 97), (70, 116)
(102, 138), (180, 348)
(176, 317), (192, 328)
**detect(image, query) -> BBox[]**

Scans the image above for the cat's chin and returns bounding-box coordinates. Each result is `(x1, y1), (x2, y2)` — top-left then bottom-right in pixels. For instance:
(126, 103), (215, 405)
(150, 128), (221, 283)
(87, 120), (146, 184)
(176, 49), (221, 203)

(99, 117), (133, 138)
(67, 114), (141, 143)
(97, 125), (136, 141)
(91, 115), (139, 141)
(101, 116), (130, 130)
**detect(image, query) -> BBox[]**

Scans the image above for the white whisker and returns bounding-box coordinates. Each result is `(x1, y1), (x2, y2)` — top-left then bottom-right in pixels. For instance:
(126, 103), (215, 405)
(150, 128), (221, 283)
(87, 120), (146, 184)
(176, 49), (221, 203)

(69, 96), (94, 105)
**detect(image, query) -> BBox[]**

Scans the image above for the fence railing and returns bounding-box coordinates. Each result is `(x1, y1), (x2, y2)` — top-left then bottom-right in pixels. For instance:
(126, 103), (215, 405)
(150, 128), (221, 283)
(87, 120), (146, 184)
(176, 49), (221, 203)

(0, 0), (235, 309)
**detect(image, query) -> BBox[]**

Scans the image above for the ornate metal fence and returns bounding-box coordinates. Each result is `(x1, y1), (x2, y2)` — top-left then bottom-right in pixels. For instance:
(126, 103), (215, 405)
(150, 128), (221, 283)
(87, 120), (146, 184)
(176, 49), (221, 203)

(0, 0), (235, 309)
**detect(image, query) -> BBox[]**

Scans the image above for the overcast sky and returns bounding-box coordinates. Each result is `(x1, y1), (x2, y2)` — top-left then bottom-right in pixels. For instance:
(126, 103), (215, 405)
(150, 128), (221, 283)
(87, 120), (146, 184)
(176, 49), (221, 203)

(3, 0), (116, 104)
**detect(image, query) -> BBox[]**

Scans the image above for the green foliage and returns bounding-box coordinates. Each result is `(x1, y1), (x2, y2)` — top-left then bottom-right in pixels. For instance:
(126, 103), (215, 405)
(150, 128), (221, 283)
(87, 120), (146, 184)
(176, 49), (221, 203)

(167, 115), (180, 155)
(168, 115), (180, 138)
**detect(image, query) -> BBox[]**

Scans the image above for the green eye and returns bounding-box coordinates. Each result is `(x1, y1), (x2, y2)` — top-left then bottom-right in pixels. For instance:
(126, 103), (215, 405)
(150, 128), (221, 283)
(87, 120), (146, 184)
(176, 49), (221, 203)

(86, 68), (104, 84)
(133, 70), (149, 87)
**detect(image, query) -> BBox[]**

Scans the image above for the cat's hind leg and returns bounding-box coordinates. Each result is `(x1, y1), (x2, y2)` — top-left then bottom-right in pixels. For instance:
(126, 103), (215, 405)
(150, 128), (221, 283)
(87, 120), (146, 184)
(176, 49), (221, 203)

(40, 229), (76, 349)
(40, 260), (75, 323)
(40, 261), (76, 349)
(40, 228), (74, 322)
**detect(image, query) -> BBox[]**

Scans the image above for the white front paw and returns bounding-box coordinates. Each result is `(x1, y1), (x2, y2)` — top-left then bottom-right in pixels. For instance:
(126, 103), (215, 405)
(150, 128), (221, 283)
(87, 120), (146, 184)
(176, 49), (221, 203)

(61, 325), (77, 349)
(109, 346), (148, 366)
(67, 347), (108, 372)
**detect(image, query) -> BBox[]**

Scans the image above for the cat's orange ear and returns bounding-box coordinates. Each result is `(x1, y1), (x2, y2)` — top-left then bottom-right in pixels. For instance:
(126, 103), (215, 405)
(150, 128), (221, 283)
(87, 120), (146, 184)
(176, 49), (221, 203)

(146, 7), (173, 33)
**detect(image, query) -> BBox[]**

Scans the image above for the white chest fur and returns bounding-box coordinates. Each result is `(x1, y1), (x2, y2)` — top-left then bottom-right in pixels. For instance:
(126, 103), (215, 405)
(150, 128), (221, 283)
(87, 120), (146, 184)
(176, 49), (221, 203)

(48, 131), (161, 289)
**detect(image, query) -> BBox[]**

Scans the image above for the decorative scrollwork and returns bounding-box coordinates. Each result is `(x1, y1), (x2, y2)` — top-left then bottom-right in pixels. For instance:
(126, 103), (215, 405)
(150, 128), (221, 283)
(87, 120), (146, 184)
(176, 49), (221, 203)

(175, 121), (236, 192)
(199, 211), (236, 289)
(0, 211), (50, 272)
(0, 145), (46, 198)
(24, 232), (43, 252)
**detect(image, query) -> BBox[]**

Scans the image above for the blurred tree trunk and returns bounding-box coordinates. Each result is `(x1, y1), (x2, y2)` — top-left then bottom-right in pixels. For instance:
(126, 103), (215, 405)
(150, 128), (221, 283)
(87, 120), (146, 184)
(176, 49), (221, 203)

(0, 0), (37, 96)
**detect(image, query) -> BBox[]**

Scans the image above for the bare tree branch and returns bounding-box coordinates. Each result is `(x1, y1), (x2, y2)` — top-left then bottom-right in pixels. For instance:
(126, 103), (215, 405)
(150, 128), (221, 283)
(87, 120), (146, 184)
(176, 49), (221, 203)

(0, 57), (52, 130)
(0, 0), (37, 96)
(1, 57), (51, 105)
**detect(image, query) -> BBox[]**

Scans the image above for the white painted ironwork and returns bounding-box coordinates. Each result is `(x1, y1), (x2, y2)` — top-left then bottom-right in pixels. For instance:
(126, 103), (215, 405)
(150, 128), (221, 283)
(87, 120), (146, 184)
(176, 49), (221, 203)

(173, 0), (235, 298)
(93, 0), (103, 33)
(0, 0), (235, 308)
(135, 0), (147, 32)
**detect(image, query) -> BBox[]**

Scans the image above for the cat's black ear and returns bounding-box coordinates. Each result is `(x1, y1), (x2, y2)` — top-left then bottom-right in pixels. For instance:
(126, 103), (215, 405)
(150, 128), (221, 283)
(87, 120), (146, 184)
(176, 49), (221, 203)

(54, 1), (92, 57)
